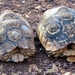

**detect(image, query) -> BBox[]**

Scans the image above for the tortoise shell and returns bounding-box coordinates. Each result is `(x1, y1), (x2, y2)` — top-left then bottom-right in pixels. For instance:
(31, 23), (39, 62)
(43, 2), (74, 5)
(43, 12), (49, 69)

(0, 10), (35, 62)
(37, 6), (75, 57)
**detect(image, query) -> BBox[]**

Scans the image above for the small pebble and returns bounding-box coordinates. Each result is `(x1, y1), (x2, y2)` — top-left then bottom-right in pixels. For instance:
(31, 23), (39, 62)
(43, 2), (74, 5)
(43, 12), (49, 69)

(35, 5), (42, 10)
(62, 72), (72, 75)
(34, 10), (38, 13)
(22, 1), (25, 4)
(41, 8), (46, 12)
(1, 73), (7, 75)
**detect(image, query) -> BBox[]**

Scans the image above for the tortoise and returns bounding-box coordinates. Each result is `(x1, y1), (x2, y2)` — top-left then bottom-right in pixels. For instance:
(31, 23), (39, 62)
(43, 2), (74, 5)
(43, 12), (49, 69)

(0, 10), (35, 62)
(37, 6), (75, 62)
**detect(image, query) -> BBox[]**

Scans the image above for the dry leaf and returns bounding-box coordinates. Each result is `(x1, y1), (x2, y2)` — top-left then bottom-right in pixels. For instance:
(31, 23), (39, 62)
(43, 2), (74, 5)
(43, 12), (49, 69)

(52, 63), (59, 73)
(45, 63), (58, 74)
(35, 5), (42, 10)
(12, 3), (21, 7)
(28, 64), (38, 73)
(12, 71), (22, 75)
(45, 69), (54, 74)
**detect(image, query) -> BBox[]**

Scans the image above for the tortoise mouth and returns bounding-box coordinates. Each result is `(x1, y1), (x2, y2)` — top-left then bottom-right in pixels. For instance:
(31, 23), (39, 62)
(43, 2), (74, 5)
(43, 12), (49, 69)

(0, 47), (35, 62)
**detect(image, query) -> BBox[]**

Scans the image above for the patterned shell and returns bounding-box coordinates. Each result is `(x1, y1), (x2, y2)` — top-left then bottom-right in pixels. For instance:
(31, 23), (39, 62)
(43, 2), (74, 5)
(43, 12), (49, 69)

(37, 6), (75, 52)
(0, 10), (35, 62)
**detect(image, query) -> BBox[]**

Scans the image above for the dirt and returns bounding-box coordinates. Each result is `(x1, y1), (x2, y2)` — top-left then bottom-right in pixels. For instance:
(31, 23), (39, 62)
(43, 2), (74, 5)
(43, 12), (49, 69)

(0, 0), (75, 75)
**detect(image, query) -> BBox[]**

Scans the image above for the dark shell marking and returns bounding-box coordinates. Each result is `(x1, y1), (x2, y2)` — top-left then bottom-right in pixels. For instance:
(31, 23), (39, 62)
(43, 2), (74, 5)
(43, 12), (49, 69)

(37, 6), (75, 52)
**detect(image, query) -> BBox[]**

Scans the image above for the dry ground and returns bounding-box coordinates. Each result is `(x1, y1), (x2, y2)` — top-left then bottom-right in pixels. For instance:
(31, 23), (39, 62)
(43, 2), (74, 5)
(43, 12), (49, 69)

(0, 0), (75, 75)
